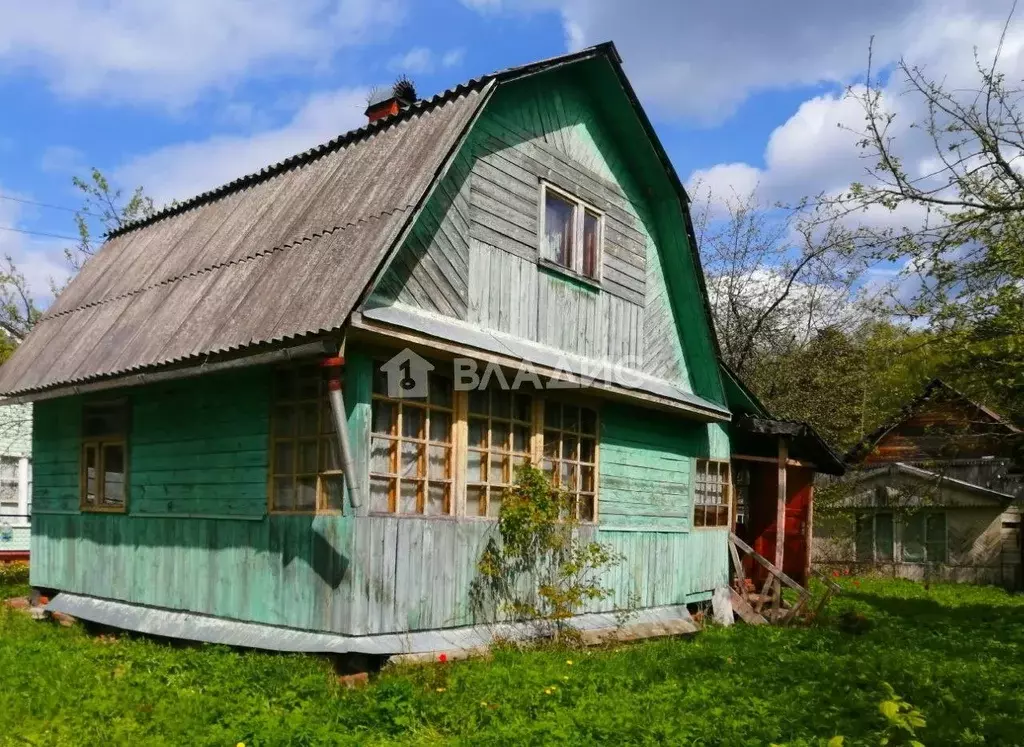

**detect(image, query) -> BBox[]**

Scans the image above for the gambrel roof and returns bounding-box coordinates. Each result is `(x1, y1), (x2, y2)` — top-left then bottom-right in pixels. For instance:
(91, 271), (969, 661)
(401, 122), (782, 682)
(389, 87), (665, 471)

(0, 43), (723, 405)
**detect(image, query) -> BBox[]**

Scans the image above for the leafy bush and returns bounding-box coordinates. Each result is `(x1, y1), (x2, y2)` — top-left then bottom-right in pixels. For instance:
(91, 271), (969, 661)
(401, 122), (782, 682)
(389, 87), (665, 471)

(471, 465), (623, 639)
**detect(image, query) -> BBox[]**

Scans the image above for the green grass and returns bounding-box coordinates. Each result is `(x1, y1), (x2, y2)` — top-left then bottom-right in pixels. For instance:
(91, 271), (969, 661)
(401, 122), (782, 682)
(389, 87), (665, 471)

(2, 577), (1023, 746)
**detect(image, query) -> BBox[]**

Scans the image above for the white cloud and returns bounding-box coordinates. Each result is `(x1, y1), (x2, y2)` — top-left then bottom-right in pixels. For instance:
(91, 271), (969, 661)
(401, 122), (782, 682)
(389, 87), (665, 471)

(116, 88), (370, 206)
(461, 0), (1022, 124)
(388, 46), (467, 75)
(0, 0), (405, 106)
(0, 192), (73, 308)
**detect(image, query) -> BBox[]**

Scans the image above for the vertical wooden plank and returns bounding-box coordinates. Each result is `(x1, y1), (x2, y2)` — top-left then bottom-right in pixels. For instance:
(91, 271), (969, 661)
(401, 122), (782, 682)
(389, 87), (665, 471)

(776, 439), (788, 570)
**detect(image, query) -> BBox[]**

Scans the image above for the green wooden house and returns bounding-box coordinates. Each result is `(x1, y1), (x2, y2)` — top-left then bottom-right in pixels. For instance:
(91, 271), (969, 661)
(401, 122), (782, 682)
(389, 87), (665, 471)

(0, 44), (797, 650)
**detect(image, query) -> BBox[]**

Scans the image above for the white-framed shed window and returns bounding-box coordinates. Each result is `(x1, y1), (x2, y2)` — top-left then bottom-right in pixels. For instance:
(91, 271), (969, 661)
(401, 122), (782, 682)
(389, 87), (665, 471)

(540, 182), (603, 281)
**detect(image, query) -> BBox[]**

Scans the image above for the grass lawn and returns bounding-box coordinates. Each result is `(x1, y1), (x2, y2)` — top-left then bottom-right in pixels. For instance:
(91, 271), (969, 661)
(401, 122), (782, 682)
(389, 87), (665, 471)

(2, 574), (1023, 746)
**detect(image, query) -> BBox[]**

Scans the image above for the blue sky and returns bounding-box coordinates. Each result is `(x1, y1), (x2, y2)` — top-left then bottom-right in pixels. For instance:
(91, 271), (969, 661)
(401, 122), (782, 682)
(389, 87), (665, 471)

(0, 0), (1019, 303)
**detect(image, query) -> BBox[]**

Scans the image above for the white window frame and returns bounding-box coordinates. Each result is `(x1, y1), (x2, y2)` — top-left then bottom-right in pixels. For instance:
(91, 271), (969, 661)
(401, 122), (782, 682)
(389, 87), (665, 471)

(900, 510), (949, 565)
(538, 181), (604, 283)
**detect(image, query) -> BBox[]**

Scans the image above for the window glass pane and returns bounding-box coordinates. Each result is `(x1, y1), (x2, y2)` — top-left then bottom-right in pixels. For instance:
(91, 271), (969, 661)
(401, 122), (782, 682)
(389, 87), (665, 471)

(514, 394), (532, 423)
(469, 390), (489, 416)
(513, 425), (530, 453)
(563, 406), (579, 432)
(296, 371), (320, 400)
(875, 513), (895, 561)
(468, 419), (488, 449)
(562, 434), (578, 461)
(580, 465), (594, 492)
(402, 406), (424, 440)
(370, 476), (393, 513)
(428, 372), (452, 408)
(580, 408), (597, 435)
(544, 401), (561, 429)
(429, 411), (451, 443)
(274, 476), (295, 511)
(400, 442), (423, 479)
(694, 505), (707, 528)
(489, 453), (506, 485)
(902, 514), (926, 563)
(466, 485), (485, 517)
(83, 446), (98, 506)
(295, 477), (317, 511)
(492, 421), (510, 452)
(926, 513), (947, 562)
(274, 441), (295, 475)
(468, 450), (485, 483)
(582, 210), (600, 278)
(101, 444), (126, 507)
(579, 494), (595, 522)
(426, 483), (448, 516)
(428, 446), (450, 480)
(544, 191), (575, 268)
(580, 438), (596, 464)
(492, 393), (511, 420)
(372, 400), (395, 435)
(487, 491), (503, 518)
(543, 431), (559, 459)
(373, 364), (389, 396)
(321, 474), (344, 512)
(399, 481), (420, 514)
(297, 440), (318, 474)
(319, 437), (341, 472)
(370, 437), (394, 474)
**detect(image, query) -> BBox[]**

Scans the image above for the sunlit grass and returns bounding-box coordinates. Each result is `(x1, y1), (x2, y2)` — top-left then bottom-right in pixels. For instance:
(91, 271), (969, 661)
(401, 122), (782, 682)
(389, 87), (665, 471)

(1, 576), (1022, 745)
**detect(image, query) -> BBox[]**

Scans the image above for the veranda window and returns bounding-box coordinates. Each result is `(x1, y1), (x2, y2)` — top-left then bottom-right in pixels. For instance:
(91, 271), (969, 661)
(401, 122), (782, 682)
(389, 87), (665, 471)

(542, 401), (598, 521)
(269, 364), (344, 513)
(81, 401), (129, 512)
(370, 365), (454, 515)
(855, 511), (895, 562)
(693, 459), (730, 528)
(466, 389), (533, 517)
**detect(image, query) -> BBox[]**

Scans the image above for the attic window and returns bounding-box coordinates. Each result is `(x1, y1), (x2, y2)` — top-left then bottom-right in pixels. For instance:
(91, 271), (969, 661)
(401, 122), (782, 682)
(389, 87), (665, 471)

(540, 183), (603, 281)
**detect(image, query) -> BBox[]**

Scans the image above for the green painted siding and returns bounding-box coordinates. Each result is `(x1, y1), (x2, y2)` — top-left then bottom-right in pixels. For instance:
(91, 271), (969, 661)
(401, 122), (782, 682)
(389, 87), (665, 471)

(367, 61), (726, 406)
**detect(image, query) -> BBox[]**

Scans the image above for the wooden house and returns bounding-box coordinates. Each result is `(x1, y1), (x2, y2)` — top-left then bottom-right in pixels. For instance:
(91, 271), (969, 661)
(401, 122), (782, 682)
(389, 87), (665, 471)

(813, 379), (1023, 588)
(0, 44), (837, 649)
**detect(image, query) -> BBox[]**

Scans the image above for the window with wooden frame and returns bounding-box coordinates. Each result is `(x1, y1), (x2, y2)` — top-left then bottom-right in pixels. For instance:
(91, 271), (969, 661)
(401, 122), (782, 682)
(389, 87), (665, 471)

(466, 389), (534, 518)
(541, 400), (598, 522)
(540, 182), (603, 281)
(81, 401), (129, 512)
(269, 364), (344, 513)
(855, 511), (895, 562)
(693, 459), (730, 528)
(369, 364), (454, 515)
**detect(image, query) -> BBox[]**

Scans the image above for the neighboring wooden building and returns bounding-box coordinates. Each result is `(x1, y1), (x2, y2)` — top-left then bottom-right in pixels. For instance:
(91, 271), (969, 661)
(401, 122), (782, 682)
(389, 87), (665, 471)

(0, 403), (32, 562)
(0, 44), (835, 648)
(814, 380), (1023, 588)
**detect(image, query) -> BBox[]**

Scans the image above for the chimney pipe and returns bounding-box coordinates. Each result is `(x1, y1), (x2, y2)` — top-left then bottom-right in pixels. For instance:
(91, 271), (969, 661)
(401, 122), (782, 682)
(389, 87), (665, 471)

(365, 77), (418, 123)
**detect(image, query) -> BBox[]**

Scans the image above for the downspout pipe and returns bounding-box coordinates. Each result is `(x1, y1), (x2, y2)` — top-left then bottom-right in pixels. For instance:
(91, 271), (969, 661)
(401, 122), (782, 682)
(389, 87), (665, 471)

(322, 357), (363, 512)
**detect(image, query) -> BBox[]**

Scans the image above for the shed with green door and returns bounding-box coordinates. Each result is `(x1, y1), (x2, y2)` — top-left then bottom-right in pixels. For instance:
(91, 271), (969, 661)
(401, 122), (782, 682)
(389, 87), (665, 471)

(1, 44), (750, 649)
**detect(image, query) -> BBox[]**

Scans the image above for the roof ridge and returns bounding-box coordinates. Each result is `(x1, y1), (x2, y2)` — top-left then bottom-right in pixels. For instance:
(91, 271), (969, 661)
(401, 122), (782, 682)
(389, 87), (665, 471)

(107, 85), (485, 240)
(106, 43), (617, 242)
(42, 204), (411, 321)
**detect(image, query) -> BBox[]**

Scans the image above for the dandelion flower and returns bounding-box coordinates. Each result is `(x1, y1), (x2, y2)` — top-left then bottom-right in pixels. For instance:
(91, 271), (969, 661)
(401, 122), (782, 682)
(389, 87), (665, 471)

(237, 743), (246, 747)
(565, 659), (573, 665)
(436, 687), (446, 693)
(481, 701), (487, 707)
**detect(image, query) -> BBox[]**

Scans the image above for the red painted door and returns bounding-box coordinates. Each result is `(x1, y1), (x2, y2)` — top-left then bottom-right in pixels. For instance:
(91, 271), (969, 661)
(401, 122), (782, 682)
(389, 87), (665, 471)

(743, 463), (812, 586)
(782, 468), (813, 584)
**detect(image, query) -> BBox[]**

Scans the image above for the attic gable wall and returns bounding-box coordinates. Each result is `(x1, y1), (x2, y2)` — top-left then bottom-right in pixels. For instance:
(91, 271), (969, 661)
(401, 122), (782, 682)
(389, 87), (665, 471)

(368, 62), (723, 404)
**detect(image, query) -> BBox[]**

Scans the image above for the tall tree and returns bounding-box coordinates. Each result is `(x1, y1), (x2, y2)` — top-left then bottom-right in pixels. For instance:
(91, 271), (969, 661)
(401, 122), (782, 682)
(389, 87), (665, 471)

(843, 11), (1024, 424)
